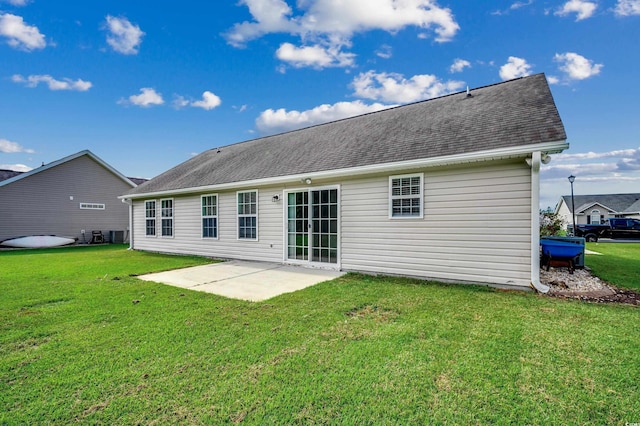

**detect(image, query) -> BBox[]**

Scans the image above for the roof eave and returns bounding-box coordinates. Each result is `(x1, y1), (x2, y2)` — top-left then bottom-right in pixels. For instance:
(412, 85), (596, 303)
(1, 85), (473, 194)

(121, 139), (569, 200)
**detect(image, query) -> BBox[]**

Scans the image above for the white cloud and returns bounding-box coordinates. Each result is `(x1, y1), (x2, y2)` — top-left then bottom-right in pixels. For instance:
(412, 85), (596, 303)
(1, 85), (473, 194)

(225, 0), (459, 68)
(0, 138), (34, 154)
(375, 44), (392, 59)
(105, 15), (144, 55)
(0, 13), (46, 51)
(11, 74), (92, 91)
(0, 163), (32, 172)
(275, 42), (355, 68)
(173, 91), (222, 110)
(555, 0), (597, 21)
(547, 75), (560, 84)
(449, 58), (471, 73)
(492, 0), (534, 15)
(191, 91), (222, 110)
(172, 95), (190, 109)
(256, 100), (394, 134)
(2, 0), (30, 5)
(227, 0), (459, 44)
(499, 56), (532, 80)
(119, 88), (164, 107)
(615, 0), (640, 16)
(554, 52), (602, 80)
(351, 70), (464, 103)
(555, 148), (640, 161)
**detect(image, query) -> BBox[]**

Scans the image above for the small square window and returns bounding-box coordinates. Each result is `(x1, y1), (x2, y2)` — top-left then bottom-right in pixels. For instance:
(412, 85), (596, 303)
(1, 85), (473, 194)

(389, 174), (423, 218)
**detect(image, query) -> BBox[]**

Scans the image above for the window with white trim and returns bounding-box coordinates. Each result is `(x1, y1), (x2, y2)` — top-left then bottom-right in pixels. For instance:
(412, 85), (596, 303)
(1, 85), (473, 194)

(161, 199), (174, 237)
(145, 200), (156, 236)
(80, 203), (105, 210)
(389, 173), (424, 218)
(237, 190), (258, 240)
(589, 209), (603, 225)
(201, 194), (218, 238)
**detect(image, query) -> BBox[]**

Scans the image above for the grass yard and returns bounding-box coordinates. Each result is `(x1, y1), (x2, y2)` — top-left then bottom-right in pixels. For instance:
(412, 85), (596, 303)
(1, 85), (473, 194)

(586, 242), (640, 291)
(1, 245), (639, 424)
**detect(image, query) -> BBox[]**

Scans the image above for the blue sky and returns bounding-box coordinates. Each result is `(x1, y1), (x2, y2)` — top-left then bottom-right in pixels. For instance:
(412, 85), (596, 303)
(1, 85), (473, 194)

(1, 0), (639, 208)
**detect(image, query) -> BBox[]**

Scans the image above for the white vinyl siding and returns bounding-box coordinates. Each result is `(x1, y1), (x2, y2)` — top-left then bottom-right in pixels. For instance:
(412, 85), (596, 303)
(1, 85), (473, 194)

(131, 189), (282, 263)
(237, 190), (258, 240)
(161, 199), (174, 237)
(201, 195), (218, 238)
(342, 160), (532, 288)
(145, 200), (156, 236)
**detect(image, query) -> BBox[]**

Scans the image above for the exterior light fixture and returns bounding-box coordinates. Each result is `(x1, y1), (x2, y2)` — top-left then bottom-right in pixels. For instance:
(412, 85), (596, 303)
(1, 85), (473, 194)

(541, 153), (551, 164)
(272, 194), (280, 202)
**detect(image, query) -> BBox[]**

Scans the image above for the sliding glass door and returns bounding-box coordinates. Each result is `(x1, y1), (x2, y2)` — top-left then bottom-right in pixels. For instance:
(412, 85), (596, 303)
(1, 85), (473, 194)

(286, 187), (338, 265)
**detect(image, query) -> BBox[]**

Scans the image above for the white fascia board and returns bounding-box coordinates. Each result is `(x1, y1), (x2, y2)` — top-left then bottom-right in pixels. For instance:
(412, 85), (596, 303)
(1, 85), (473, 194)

(121, 140), (569, 200)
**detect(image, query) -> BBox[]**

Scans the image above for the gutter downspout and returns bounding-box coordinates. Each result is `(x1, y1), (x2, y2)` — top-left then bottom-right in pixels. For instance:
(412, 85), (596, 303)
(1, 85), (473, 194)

(529, 151), (550, 293)
(121, 198), (133, 250)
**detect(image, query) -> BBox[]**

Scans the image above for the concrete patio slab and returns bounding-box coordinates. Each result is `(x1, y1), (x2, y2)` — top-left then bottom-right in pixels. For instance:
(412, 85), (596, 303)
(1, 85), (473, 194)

(137, 260), (345, 302)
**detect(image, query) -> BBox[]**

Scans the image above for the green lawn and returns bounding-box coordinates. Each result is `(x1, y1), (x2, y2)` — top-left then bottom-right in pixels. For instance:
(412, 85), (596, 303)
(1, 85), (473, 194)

(1, 245), (638, 424)
(586, 242), (640, 291)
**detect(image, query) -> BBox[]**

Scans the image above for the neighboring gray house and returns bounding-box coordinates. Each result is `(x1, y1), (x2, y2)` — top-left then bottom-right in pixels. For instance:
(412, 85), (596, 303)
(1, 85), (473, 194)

(121, 74), (568, 292)
(0, 150), (137, 243)
(556, 193), (640, 227)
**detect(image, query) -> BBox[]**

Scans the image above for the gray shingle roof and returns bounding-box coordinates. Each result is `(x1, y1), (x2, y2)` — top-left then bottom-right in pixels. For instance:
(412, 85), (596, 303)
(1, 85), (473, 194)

(128, 73), (566, 196)
(128, 177), (148, 186)
(562, 193), (640, 214)
(0, 169), (23, 182)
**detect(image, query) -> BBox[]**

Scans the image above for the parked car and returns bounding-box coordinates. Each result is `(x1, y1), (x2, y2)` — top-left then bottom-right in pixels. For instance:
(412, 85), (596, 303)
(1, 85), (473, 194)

(573, 218), (640, 242)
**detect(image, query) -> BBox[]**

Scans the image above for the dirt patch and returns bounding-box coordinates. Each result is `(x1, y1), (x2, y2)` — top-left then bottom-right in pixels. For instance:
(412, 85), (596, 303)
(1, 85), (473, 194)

(541, 267), (640, 306)
(345, 304), (399, 321)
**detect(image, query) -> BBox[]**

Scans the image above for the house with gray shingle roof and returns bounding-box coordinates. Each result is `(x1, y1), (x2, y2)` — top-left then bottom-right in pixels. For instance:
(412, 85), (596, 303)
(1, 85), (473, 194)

(555, 193), (640, 228)
(1, 150), (139, 244)
(121, 74), (568, 293)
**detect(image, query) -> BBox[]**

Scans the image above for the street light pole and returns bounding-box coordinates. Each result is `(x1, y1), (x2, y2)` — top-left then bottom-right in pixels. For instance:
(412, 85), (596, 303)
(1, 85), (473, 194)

(568, 175), (576, 235)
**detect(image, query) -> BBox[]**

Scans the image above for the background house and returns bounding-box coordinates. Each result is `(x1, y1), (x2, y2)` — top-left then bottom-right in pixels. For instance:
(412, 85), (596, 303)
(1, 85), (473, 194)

(555, 193), (640, 228)
(0, 150), (142, 244)
(122, 74), (568, 292)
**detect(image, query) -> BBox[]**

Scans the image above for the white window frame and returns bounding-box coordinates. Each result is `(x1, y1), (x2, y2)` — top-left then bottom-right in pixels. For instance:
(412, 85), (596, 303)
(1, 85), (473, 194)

(145, 200), (157, 237)
(201, 194), (218, 239)
(160, 198), (174, 238)
(237, 190), (258, 240)
(590, 209), (602, 225)
(79, 203), (105, 210)
(388, 173), (424, 219)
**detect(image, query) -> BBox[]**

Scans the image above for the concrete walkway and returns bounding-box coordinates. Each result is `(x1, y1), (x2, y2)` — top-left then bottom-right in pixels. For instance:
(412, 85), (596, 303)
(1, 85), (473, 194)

(137, 260), (345, 302)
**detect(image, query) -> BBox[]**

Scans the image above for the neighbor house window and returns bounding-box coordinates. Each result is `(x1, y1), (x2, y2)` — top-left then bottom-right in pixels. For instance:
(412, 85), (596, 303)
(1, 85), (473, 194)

(202, 194), (218, 238)
(161, 199), (174, 237)
(237, 190), (257, 240)
(80, 203), (105, 210)
(145, 200), (156, 236)
(589, 209), (604, 225)
(389, 173), (424, 218)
